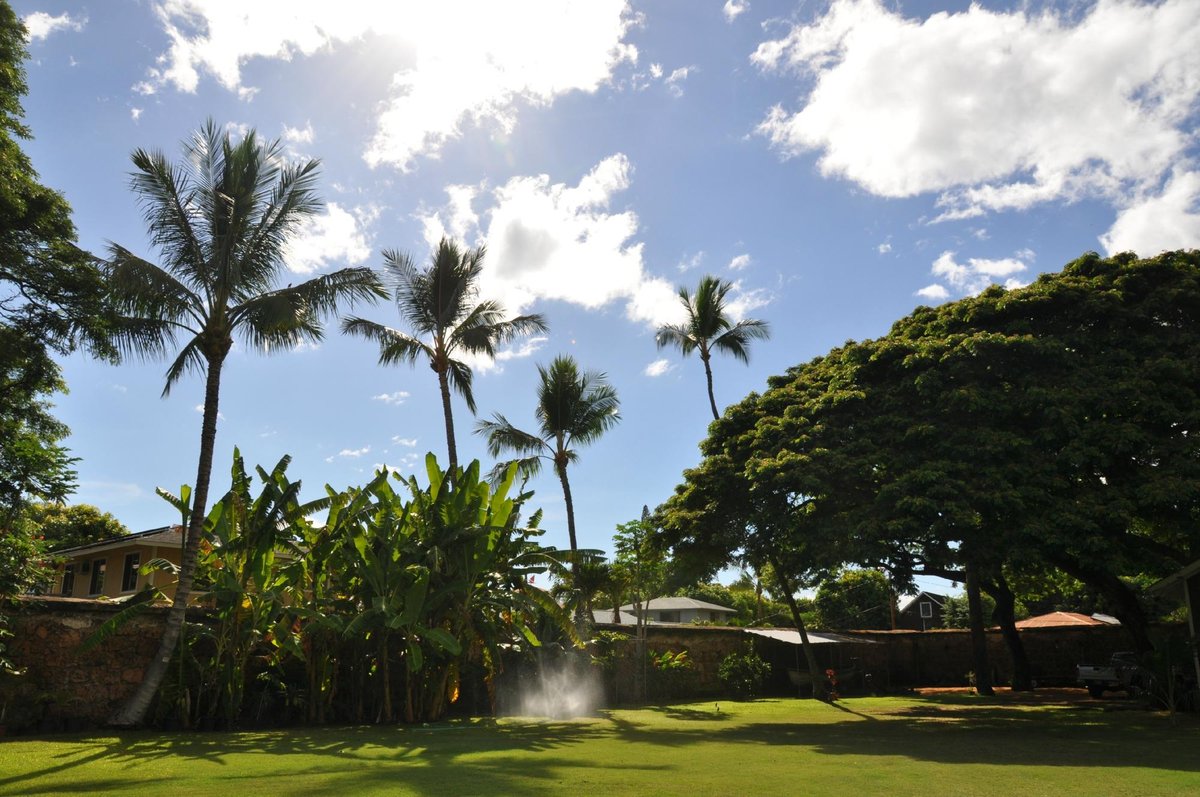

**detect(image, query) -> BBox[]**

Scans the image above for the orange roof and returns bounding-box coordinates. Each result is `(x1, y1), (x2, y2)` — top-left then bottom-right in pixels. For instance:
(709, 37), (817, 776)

(1015, 611), (1107, 629)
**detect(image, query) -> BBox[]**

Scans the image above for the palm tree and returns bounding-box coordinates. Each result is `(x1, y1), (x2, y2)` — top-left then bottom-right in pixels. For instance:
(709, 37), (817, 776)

(342, 238), (547, 473)
(656, 275), (770, 421)
(476, 355), (620, 575)
(104, 121), (385, 726)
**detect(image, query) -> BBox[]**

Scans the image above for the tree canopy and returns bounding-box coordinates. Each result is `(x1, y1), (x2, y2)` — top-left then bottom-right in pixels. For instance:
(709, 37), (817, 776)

(659, 250), (1200, 689)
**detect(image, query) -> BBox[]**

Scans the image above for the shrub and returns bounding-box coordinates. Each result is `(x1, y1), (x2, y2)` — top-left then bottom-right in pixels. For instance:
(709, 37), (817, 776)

(718, 647), (771, 699)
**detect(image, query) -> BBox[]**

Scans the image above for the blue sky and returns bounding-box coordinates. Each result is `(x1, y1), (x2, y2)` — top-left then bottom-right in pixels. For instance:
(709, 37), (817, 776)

(14, 1), (1200, 591)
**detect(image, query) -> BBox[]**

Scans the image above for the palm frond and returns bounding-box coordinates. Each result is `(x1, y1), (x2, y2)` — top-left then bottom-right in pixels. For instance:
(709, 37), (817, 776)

(341, 317), (432, 366)
(162, 337), (206, 397)
(445, 356), (476, 413)
(712, 319), (771, 364)
(475, 414), (548, 459)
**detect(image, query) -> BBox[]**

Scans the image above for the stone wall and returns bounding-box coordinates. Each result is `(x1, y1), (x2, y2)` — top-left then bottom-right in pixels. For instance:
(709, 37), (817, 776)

(1, 599), (1179, 730)
(596, 621), (1158, 698)
(1, 596), (165, 730)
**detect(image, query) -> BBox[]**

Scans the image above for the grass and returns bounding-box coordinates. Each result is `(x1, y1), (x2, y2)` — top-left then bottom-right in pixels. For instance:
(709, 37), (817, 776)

(0, 693), (1197, 796)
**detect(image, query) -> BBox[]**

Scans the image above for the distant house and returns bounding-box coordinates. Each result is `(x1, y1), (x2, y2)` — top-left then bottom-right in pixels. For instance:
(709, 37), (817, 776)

(1015, 611), (1120, 629)
(48, 526), (182, 600)
(595, 597), (737, 625)
(895, 591), (946, 631)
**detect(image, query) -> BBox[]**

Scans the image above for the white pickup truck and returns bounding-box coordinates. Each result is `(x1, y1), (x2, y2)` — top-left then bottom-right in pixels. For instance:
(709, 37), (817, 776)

(1077, 652), (1142, 698)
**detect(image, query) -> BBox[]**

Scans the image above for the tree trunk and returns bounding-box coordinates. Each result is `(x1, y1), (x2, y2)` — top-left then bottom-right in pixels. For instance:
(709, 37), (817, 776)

(1046, 551), (1154, 653)
(436, 366), (458, 475)
(964, 561), (995, 696)
(557, 462), (579, 566)
(702, 351), (719, 421)
(770, 557), (827, 700)
(985, 572), (1034, 691)
(109, 355), (225, 727)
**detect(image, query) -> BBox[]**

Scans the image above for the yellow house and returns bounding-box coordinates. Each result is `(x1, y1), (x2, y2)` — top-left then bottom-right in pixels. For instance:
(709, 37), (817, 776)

(51, 525), (184, 600)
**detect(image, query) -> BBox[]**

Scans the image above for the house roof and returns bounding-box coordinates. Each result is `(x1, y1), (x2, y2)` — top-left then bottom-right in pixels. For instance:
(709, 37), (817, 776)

(745, 628), (877, 645)
(51, 525), (183, 557)
(617, 596), (736, 614)
(1014, 611), (1119, 629)
(897, 592), (947, 614)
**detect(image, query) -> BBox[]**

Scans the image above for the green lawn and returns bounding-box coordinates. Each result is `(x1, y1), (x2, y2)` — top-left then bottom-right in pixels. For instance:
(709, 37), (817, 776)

(0, 694), (1196, 796)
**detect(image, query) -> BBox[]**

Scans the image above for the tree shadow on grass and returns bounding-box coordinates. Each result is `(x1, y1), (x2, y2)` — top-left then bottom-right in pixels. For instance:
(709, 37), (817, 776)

(2, 697), (1198, 795)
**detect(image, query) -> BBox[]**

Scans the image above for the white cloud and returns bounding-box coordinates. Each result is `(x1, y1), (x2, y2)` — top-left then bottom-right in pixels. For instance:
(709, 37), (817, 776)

(877, 242), (891, 254)
(468, 335), (549, 376)
(924, 250), (1031, 298)
(753, 0), (1200, 224)
(915, 284), (949, 302)
(1100, 170), (1200, 255)
(664, 66), (695, 97)
(326, 445), (371, 463)
(677, 251), (704, 273)
(391, 436), (418, 447)
(649, 63), (663, 79)
(23, 11), (84, 41)
(419, 154), (685, 327)
(136, 2), (637, 171)
(282, 122), (315, 145)
(723, 1), (749, 23)
(372, 391), (410, 405)
(110, 383), (128, 393)
(644, 358), (673, 377)
(194, 404), (226, 420)
(283, 203), (374, 274)
(723, 284), (773, 322)
(728, 253), (752, 271)
(130, 107), (143, 122)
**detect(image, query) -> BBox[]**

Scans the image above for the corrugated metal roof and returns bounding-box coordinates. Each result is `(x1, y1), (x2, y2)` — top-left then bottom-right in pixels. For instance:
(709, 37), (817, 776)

(745, 628), (877, 645)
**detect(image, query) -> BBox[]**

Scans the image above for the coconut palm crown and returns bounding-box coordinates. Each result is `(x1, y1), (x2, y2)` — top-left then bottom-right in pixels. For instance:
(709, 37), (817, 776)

(656, 275), (770, 421)
(475, 355), (620, 571)
(341, 237), (548, 472)
(104, 120), (386, 726)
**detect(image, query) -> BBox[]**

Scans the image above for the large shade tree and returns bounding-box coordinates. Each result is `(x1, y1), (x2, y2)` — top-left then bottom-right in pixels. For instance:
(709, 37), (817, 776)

(342, 238), (548, 473)
(0, 1), (122, 532)
(476, 355), (620, 578)
(656, 275), (770, 421)
(104, 121), (385, 726)
(661, 250), (1200, 695)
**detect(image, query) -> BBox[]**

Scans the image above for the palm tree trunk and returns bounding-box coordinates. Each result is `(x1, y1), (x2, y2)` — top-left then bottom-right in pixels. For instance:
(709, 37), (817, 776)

(109, 356), (225, 727)
(436, 367), (458, 474)
(556, 462), (579, 562)
(702, 353), (719, 421)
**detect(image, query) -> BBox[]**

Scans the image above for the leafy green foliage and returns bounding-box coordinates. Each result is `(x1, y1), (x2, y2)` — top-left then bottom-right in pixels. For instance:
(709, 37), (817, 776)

(24, 502), (129, 550)
(717, 646), (772, 699)
(940, 594), (995, 629)
(113, 450), (575, 727)
(660, 250), (1200, 662)
(814, 569), (892, 630)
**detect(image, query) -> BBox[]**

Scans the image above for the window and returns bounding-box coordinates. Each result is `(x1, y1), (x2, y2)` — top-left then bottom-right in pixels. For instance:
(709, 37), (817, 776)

(121, 553), (141, 592)
(919, 601), (933, 619)
(658, 610), (681, 623)
(88, 558), (106, 595)
(61, 564), (75, 597)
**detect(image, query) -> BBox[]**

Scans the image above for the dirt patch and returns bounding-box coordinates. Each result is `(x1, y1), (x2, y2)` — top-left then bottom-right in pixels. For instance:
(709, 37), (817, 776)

(913, 686), (1124, 706)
